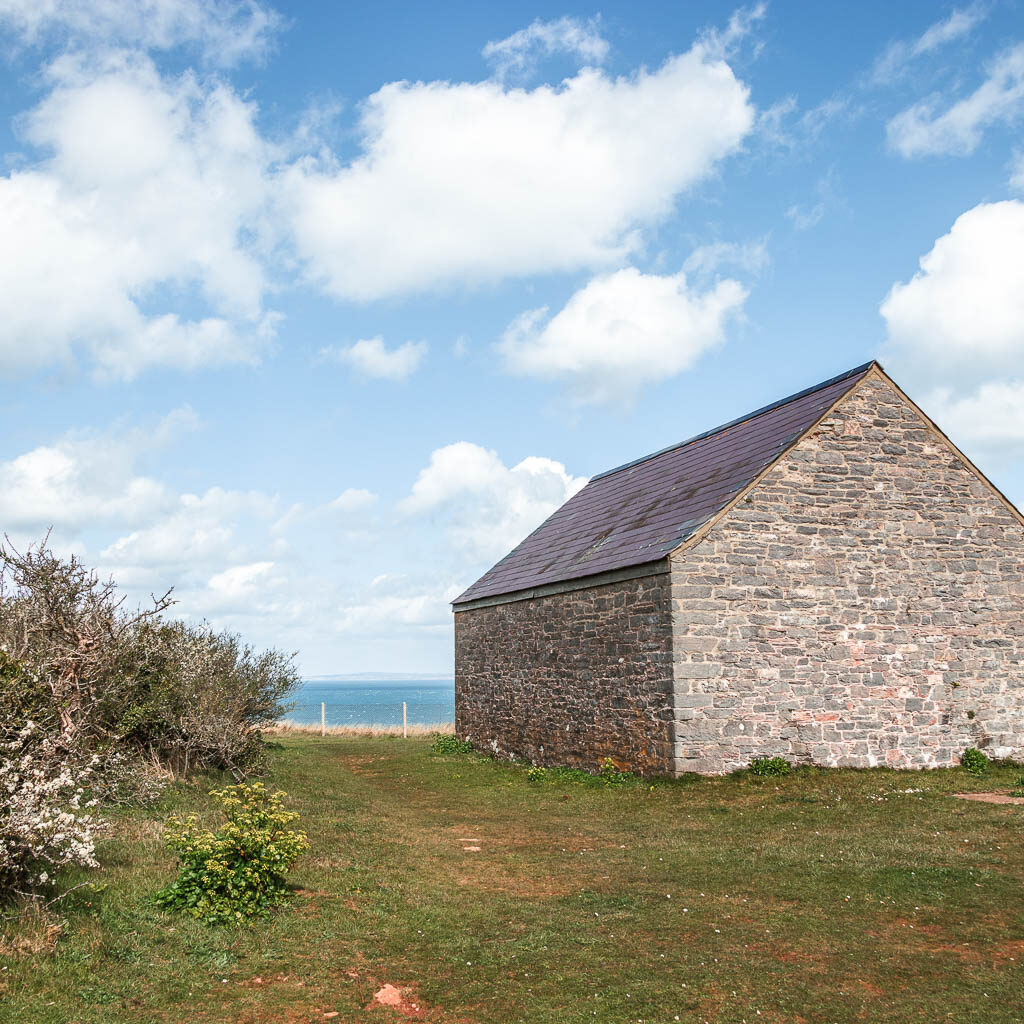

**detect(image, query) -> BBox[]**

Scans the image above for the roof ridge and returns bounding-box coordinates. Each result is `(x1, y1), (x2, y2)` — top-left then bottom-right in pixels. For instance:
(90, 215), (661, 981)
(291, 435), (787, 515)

(590, 360), (877, 482)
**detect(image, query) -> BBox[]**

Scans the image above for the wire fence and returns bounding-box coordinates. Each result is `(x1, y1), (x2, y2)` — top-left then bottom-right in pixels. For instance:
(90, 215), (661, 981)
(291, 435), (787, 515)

(280, 701), (454, 731)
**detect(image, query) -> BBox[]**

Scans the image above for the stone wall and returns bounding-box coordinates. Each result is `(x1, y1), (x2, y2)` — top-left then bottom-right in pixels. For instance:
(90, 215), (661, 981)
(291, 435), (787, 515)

(671, 373), (1024, 774)
(454, 572), (674, 774)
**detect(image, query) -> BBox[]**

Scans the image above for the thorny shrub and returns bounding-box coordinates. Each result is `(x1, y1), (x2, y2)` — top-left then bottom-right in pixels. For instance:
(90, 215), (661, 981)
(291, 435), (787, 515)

(0, 538), (299, 782)
(155, 783), (309, 925)
(0, 538), (173, 751)
(119, 620), (300, 778)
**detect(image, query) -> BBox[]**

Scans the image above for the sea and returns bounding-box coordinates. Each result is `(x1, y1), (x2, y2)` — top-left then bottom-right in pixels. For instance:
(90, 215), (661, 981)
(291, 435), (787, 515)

(284, 679), (455, 728)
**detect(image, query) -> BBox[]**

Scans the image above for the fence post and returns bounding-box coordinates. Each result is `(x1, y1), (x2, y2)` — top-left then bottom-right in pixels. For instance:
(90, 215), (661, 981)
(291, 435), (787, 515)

(321, 702), (325, 737)
(403, 702), (407, 739)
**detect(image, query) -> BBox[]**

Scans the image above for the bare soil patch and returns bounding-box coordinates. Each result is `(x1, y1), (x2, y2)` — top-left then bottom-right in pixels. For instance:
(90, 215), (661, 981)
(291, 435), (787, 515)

(370, 983), (427, 1018)
(953, 792), (1024, 805)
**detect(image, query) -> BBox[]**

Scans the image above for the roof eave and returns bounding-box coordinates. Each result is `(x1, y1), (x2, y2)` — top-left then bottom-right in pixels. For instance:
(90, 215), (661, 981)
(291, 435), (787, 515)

(451, 558), (669, 612)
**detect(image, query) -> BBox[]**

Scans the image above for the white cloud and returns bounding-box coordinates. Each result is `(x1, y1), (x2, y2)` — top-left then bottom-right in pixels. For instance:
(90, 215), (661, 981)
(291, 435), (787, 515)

(93, 313), (278, 380)
(400, 441), (587, 561)
(0, 444), (166, 534)
(0, 403), (283, 617)
(0, 18), (755, 370)
(266, 487), (380, 540)
(324, 337), (427, 380)
(912, 5), (985, 53)
(1011, 151), (1024, 192)
(282, 41), (754, 301)
(785, 201), (824, 231)
(881, 200), (1024, 456)
(697, 2), (767, 61)
(0, 52), (279, 379)
(755, 93), (852, 152)
(331, 488), (378, 511)
(205, 560), (277, 611)
(101, 487), (277, 573)
(887, 43), (1024, 157)
(799, 96), (851, 138)
(499, 266), (747, 405)
(0, 0), (282, 66)
(755, 95), (797, 145)
(880, 200), (1024, 374)
(785, 169), (843, 232)
(682, 239), (768, 277)
(924, 381), (1024, 454)
(871, 5), (986, 84)
(334, 582), (463, 634)
(97, 487), (309, 625)
(482, 16), (609, 80)
(0, 408), (197, 533)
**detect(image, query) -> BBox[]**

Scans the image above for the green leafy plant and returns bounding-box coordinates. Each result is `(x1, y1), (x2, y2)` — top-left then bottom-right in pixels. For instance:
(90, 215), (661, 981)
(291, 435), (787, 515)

(598, 758), (632, 786)
(749, 756), (791, 778)
(537, 764), (587, 785)
(155, 783), (309, 925)
(522, 761), (635, 786)
(960, 747), (989, 775)
(430, 734), (472, 755)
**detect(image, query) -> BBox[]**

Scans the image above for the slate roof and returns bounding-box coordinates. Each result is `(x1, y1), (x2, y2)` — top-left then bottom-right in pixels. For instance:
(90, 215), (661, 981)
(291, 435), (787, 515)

(453, 362), (875, 606)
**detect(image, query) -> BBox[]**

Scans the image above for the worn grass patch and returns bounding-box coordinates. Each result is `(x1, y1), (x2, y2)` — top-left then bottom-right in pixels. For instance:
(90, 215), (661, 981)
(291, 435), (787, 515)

(3, 737), (1023, 1023)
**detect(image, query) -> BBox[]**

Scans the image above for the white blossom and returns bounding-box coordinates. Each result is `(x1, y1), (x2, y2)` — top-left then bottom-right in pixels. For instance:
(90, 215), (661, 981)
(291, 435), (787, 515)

(0, 723), (103, 895)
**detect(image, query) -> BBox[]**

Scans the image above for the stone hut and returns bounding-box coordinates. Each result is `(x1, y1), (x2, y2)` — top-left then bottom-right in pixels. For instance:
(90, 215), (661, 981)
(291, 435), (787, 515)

(451, 362), (1024, 775)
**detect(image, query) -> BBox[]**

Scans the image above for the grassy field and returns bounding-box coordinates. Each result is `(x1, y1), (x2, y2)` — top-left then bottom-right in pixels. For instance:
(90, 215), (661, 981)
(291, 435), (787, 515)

(2, 736), (1023, 1024)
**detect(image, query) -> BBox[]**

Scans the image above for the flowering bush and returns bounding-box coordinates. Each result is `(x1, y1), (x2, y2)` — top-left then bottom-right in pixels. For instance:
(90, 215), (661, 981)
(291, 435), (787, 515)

(155, 783), (309, 925)
(0, 538), (299, 901)
(0, 723), (101, 901)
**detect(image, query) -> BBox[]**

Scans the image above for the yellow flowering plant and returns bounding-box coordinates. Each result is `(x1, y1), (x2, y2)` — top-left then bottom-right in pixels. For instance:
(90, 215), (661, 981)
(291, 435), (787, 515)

(155, 782), (309, 925)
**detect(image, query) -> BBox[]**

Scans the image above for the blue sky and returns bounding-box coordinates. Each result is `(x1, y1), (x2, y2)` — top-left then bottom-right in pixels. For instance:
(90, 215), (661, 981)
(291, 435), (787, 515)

(1, 0), (1022, 675)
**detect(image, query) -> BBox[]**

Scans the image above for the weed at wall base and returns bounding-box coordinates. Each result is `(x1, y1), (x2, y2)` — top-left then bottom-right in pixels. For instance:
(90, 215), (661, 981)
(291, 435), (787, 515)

(749, 756), (791, 778)
(430, 734), (473, 755)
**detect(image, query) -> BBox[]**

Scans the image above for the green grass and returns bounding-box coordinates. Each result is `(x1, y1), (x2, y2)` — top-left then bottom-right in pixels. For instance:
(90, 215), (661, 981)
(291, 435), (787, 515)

(3, 737), (1024, 1023)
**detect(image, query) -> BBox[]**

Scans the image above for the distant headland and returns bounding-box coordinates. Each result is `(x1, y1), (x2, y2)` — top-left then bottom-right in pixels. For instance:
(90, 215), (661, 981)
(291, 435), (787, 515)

(304, 672), (454, 682)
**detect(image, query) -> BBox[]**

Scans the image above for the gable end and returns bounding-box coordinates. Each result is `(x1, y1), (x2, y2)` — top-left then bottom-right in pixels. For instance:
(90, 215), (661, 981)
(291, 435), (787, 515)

(665, 362), (1024, 561)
